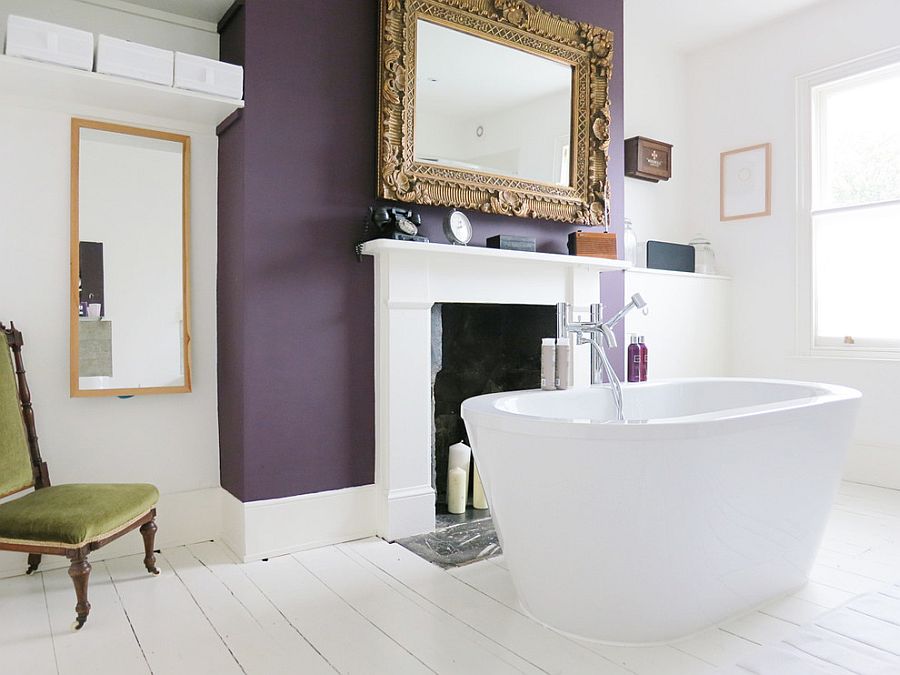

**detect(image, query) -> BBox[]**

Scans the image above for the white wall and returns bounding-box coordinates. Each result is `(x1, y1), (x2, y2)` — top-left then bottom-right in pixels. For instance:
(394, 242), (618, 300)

(623, 4), (693, 247)
(623, 269), (731, 379)
(686, 0), (900, 488)
(0, 0), (222, 575)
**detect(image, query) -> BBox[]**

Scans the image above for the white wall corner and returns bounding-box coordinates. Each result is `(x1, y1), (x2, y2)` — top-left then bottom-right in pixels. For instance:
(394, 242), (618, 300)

(223, 485), (379, 563)
(843, 443), (900, 491)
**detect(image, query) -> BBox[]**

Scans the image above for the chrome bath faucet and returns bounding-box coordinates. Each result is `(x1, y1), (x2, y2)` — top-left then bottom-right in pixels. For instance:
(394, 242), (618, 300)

(556, 294), (647, 421)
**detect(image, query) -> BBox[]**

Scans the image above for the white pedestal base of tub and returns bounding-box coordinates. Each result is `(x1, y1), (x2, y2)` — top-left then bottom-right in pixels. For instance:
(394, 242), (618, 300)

(462, 378), (861, 644)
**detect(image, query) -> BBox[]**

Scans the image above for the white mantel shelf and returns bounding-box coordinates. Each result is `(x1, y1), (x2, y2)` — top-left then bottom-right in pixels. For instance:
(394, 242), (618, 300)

(0, 54), (244, 127)
(361, 238), (632, 272)
(362, 236), (622, 541)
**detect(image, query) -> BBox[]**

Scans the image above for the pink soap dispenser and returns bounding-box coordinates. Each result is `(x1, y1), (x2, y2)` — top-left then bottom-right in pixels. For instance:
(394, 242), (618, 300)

(638, 336), (648, 381)
(627, 335), (641, 383)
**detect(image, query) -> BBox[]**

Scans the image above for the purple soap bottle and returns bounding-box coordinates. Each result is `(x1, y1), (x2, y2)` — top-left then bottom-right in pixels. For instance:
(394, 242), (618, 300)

(627, 335), (641, 383)
(638, 336), (648, 381)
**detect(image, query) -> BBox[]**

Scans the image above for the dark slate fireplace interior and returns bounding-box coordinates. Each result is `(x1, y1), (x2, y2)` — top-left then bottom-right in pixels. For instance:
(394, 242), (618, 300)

(432, 303), (557, 505)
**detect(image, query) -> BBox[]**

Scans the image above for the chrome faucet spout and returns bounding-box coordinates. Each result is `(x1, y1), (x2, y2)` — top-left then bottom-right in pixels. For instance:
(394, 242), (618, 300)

(598, 323), (617, 350)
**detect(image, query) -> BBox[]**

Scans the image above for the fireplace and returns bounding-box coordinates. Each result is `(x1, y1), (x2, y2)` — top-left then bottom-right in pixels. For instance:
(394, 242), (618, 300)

(432, 303), (556, 505)
(361, 238), (627, 540)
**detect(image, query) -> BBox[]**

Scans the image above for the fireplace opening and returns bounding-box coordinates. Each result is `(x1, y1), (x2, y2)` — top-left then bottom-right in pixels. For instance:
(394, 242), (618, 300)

(396, 303), (556, 567)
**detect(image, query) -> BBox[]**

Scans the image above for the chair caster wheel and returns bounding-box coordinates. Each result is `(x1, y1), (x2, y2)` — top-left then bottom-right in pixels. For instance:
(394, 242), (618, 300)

(72, 617), (87, 631)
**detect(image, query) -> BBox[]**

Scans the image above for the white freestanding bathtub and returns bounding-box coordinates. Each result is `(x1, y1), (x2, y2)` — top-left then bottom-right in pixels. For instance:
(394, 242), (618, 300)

(461, 378), (861, 644)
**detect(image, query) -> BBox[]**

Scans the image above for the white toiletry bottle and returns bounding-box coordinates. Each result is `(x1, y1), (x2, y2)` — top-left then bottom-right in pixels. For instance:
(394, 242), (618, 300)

(555, 337), (572, 389)
(541, 338), (557, 390)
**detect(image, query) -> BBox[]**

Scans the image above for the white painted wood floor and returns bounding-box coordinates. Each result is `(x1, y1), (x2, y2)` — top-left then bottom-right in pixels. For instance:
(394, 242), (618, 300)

(2, 481), (899, 675)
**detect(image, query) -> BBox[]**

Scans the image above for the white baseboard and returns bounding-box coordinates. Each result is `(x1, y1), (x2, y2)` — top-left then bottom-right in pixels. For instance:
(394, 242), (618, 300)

(0, 486), (222, 579)
(378, 484), (436, 542)
(221, 484), (378, 562)
(843, 443), (900, 490)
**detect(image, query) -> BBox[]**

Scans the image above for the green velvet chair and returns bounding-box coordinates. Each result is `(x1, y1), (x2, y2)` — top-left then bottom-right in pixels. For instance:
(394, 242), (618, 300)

(0, 322), (159, 629)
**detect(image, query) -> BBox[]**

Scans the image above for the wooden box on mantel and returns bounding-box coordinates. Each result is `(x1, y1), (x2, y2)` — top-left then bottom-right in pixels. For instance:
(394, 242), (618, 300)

(625, 136), (672, 182)
(568, 231), (617, 260)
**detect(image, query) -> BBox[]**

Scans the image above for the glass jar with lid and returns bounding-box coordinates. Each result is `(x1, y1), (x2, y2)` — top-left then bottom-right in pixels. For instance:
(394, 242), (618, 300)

(689, 234), (716, 275)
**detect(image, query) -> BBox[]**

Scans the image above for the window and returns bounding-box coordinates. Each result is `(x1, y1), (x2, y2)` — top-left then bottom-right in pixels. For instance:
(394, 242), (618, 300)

(801, 55), (900, 355)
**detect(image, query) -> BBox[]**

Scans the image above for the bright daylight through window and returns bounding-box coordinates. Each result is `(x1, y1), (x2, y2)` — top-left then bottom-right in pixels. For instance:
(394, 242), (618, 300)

(811, 63), (900, 351)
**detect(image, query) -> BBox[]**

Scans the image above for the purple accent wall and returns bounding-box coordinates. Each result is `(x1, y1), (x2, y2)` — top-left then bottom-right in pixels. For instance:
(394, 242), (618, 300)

(217, 0), (624, 502)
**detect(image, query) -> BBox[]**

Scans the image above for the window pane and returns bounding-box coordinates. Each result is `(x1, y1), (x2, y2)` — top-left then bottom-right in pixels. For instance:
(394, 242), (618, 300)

(820, 69), (900, 208)
(814, 202), (900, 342)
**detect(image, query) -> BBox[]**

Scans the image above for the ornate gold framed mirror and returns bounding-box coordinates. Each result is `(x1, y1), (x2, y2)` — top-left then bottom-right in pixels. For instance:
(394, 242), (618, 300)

(70, 118), (192, 397)
(377, 0), (613, 225)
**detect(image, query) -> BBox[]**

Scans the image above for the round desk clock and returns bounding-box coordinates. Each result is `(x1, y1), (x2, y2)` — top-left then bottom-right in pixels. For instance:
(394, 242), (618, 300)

(443, 209), (472, 245)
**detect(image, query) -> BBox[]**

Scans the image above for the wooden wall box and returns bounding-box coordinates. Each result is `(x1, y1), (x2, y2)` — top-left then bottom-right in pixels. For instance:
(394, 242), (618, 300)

(625, 136), (672, 182)
(568, 231), (617, 260)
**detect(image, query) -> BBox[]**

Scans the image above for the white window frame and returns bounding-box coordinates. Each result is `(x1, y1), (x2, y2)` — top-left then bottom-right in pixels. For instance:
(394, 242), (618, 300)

(796, 46), (900, 360)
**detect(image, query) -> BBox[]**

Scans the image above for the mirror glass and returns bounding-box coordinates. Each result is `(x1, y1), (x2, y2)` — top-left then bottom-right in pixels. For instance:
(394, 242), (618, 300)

(414, 19), (574, 186)
(72, 121), (190, 396)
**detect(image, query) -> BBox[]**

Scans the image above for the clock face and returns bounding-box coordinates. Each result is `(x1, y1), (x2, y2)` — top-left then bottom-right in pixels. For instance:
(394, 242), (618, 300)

(445, 210), (472, 245)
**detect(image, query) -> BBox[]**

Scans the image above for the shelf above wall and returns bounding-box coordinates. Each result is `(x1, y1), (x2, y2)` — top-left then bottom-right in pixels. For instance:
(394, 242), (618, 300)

(0, 54), (244, 127)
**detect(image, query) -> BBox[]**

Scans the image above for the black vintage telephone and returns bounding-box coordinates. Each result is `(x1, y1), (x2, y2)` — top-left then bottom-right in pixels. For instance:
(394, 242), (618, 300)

(356, 206), (428, 259)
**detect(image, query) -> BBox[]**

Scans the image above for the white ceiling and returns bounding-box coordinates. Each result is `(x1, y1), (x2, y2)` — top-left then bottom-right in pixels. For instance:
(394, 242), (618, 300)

(626, 0), (829, 53)
(120, 0), (234, 24)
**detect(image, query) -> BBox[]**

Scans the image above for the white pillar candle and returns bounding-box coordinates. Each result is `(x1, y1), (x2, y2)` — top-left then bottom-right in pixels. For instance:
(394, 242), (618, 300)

(447, 467), (468, 514)
(472, 463), (488, 510)
(447, 441), (472, 514)
(448, 441), (471, 473)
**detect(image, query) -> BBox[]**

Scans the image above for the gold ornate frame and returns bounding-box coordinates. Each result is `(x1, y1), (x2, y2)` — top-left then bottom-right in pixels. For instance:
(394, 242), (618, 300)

(377, 0), (614, 225)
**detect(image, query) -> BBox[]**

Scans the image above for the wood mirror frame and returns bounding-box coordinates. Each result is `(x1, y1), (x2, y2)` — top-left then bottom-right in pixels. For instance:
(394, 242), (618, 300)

(377, 0), (614, 225)
(70, 118), (192, 397)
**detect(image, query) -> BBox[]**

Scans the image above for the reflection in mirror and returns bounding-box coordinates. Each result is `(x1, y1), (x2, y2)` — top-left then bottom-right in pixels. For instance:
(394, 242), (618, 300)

(414, 19), (574, 186)
(71, 120), (190, 396)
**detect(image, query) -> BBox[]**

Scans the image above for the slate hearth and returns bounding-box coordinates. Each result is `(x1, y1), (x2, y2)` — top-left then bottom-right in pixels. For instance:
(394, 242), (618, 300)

(397, 504), (499, 568)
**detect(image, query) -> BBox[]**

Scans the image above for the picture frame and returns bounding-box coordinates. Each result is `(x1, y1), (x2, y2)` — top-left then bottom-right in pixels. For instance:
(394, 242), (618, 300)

(720, 143), (771, 221)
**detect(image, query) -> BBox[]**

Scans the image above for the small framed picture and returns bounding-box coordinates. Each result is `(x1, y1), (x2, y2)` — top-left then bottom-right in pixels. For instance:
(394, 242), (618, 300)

(720, 143), (771, 221)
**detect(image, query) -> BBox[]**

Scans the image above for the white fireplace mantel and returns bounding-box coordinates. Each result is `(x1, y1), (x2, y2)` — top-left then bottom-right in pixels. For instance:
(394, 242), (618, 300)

(362, 239), (629, 540)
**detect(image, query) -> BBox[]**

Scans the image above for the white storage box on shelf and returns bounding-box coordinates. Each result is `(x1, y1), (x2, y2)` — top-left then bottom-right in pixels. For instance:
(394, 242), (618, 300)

(96, 35), (173, 86)
(5, 15), (94, 71)
(174, 52), (243, 100)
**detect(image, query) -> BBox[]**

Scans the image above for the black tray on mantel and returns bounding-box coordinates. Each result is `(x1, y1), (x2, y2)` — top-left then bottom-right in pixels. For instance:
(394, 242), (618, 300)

(646, 240), (695, 273)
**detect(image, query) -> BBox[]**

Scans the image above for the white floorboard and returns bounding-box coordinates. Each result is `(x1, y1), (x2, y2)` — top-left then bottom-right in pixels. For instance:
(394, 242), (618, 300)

(0, 480), (898, 674)
(242, 550), (432, 675)
(43, 563), (149, 675)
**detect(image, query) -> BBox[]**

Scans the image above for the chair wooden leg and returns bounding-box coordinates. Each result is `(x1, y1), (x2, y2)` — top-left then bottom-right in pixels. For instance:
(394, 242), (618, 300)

(26, 553), (41, 575)
(140, 518), (160, 575)
(67, 551), (91, 630)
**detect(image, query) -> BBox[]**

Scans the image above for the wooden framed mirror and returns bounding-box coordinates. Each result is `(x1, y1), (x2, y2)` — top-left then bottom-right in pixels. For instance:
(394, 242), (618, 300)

(70, 118), (191, 397)
(377, 0), (614, 225)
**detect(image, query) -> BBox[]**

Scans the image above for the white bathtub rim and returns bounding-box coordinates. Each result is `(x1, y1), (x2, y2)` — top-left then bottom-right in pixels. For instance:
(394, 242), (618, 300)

(515, 581), (810, 647)
(462, 377), (861, 441)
